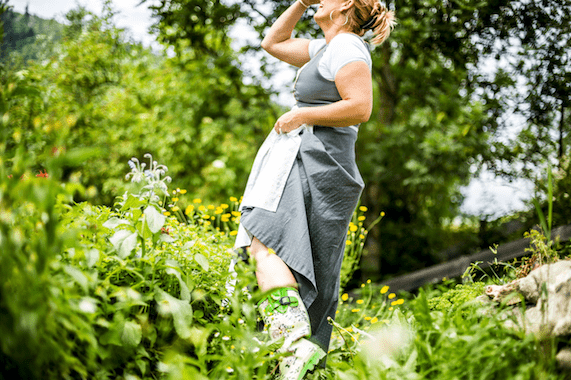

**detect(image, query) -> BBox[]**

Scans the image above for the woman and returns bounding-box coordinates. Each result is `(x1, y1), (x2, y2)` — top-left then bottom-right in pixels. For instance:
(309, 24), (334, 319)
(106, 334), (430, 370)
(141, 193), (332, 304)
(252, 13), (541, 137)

(234, 0), (395, 378)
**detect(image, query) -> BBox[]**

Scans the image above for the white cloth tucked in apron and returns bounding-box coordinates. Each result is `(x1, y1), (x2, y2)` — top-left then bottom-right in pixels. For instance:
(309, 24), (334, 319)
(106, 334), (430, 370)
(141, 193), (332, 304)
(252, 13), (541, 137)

(234, 123), (313, 248)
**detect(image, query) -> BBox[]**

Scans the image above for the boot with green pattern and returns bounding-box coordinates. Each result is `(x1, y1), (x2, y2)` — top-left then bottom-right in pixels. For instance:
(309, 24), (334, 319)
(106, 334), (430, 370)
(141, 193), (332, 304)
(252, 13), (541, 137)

(257, 288), (325, 379)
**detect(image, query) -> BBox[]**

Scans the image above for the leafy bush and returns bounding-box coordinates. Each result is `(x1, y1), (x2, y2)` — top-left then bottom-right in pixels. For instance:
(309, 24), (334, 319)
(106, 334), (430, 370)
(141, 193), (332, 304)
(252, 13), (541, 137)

(427, 282), (486, 314)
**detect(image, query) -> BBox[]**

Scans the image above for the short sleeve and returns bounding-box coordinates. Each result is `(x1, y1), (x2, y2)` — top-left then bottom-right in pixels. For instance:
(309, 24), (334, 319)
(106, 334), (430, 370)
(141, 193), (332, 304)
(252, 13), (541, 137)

(318, 34), (372, 81)
(308, 39), (327, 59)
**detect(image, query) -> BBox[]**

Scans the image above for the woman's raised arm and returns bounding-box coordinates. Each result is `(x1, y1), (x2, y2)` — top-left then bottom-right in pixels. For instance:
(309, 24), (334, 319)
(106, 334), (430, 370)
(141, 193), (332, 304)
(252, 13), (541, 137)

(261, 0), (319, 67)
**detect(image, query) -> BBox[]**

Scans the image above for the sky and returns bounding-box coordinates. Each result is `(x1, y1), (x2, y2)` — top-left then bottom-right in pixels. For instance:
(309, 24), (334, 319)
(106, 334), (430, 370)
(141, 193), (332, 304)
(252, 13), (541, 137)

(8, 0), (537, 220)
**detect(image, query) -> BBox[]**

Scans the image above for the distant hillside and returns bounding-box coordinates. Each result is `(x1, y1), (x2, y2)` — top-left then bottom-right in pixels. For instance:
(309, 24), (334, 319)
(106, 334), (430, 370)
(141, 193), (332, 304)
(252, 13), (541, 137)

(1, 8), (64, 64)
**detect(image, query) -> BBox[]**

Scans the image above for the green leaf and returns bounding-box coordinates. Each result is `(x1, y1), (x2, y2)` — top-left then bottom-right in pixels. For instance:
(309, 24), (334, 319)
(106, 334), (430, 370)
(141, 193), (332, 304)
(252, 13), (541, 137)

(120, 194), (146, 212)
(165, 264), (191, 301)
(121, 321), (142, 347)
(144, 205), (166, 234)
(109, 230), (138, 259)
(64, 265), (89, 293)
(102, 217), (131, 229)
(160, 233), (175, 243)
(155, 288), (193, 339)
(194, 253), (209, 272)
(85, 249), (100, 268)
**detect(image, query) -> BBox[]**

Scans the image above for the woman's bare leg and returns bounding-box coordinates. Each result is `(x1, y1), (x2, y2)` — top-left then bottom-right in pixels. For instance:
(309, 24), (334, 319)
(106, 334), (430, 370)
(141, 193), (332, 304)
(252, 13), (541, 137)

(250, 236), (297, 292)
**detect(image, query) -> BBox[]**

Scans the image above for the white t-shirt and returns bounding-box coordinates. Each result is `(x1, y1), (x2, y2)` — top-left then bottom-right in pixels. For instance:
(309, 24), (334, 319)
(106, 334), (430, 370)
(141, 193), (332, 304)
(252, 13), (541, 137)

(308, 33), (372, 81)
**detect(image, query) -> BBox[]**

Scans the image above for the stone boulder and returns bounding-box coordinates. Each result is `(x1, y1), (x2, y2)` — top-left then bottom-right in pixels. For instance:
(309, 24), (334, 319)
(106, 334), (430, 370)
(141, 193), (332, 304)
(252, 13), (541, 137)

(483, 260), (571, 370)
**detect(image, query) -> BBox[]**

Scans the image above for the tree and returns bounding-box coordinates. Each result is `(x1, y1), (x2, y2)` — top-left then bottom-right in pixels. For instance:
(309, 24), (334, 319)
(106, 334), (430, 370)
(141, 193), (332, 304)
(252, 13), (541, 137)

(1, 2), (280, 206)
(485, 0), (571, 179)
(0, 6), (35, 62)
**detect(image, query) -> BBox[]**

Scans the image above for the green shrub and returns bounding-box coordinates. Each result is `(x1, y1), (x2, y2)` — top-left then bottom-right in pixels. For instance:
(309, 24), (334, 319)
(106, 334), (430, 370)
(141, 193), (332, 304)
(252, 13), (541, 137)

(427, 282), (486, 314)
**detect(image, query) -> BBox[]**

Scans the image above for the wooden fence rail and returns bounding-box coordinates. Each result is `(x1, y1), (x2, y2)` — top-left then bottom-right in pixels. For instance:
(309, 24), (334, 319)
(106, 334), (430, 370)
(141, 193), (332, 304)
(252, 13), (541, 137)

(381, 224), (571, 292)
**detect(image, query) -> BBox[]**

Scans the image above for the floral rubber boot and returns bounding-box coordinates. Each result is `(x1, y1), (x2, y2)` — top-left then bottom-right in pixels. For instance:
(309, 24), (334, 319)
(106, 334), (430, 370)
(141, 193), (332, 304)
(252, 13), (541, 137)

(257, 287), (326, 379)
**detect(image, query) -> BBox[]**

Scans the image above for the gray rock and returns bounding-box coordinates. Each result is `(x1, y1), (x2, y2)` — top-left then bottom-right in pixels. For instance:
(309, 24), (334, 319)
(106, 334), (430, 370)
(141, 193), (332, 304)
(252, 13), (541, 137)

(556, 347), (571, 371)
(483, 260), (571, 371)
(517, 261), (571, 337)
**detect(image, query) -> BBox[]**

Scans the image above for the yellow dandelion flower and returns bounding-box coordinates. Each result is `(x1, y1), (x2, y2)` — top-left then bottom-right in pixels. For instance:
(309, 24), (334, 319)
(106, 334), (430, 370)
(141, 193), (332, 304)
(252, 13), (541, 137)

(205, 221), (211, 226)
(356, 299), (364, 304)
(341, 293), (349, 301)
(350, 224), (358, 232)
(172, 197), (179, 202)
(171, 206), (180, 212)
(211, 216), (216, 220)
(391, 300), (398, 306)
(198, 205), (206, 211)
(381, 211), (386, 217)
(359, 234), (365, 239)
(185, 205), (195, 215)
(359, 206), (368, 212)
(365, 316), (372, 321)
(351, 308), (360, 313)
(230, 196), (238, 202)
(231, 211), (241, 217)
(358, 216), (366, 221)
(163, 211), (171, 216)
(371, 317), (378, 324)
(367, 279), (371, 284)
(346, 240), (352, 245)
(221, 203), (229, 209)
(336, 310), (339, 314)
(380, 286), (389, 294)
(180, 189), (187, 194)
(396, 299), (404, 305)
(208, 205), (215, 210)
(230, 231), (238, 236)
(388, 293), (396, 299)
(193, 198), (202, 204)
(215, 207), (223, 214)
(389, 307), (393, 311)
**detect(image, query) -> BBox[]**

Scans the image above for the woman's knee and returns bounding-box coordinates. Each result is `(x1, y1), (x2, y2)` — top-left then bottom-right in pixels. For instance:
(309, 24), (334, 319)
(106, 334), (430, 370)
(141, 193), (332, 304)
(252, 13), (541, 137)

(250, 236), (270, 262)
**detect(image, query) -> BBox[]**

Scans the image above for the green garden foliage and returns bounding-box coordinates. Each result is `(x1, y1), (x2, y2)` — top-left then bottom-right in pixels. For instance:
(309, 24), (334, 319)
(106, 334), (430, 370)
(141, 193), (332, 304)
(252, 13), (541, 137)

(2, 149), (567, 379)
(2, 4), (279, 207)
(1, 3), (570, 378)
(427, 282), (486, 314)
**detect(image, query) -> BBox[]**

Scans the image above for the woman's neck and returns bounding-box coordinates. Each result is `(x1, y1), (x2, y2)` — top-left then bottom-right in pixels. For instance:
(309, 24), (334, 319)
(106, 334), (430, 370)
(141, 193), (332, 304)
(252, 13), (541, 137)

(323, 27), (352, 44)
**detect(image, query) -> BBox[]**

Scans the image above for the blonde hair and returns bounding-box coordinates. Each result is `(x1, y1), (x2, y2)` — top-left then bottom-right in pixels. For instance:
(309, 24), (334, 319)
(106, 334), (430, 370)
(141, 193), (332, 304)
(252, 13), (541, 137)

(346, 0), (396, 45)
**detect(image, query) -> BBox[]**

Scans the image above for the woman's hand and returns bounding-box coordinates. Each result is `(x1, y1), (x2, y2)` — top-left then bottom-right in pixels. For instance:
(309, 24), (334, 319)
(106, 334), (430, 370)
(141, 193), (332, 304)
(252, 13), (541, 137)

(274, 109), (306, 134)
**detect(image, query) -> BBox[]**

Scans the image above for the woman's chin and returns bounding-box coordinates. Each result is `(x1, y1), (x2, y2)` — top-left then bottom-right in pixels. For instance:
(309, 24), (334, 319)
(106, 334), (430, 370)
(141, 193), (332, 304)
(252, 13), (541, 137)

(313, 10), (326, 23)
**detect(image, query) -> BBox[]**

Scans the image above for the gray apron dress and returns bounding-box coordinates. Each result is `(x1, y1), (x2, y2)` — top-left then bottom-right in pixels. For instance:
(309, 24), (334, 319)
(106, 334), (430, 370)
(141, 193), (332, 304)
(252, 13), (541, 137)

(237, 43), (366, 353)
